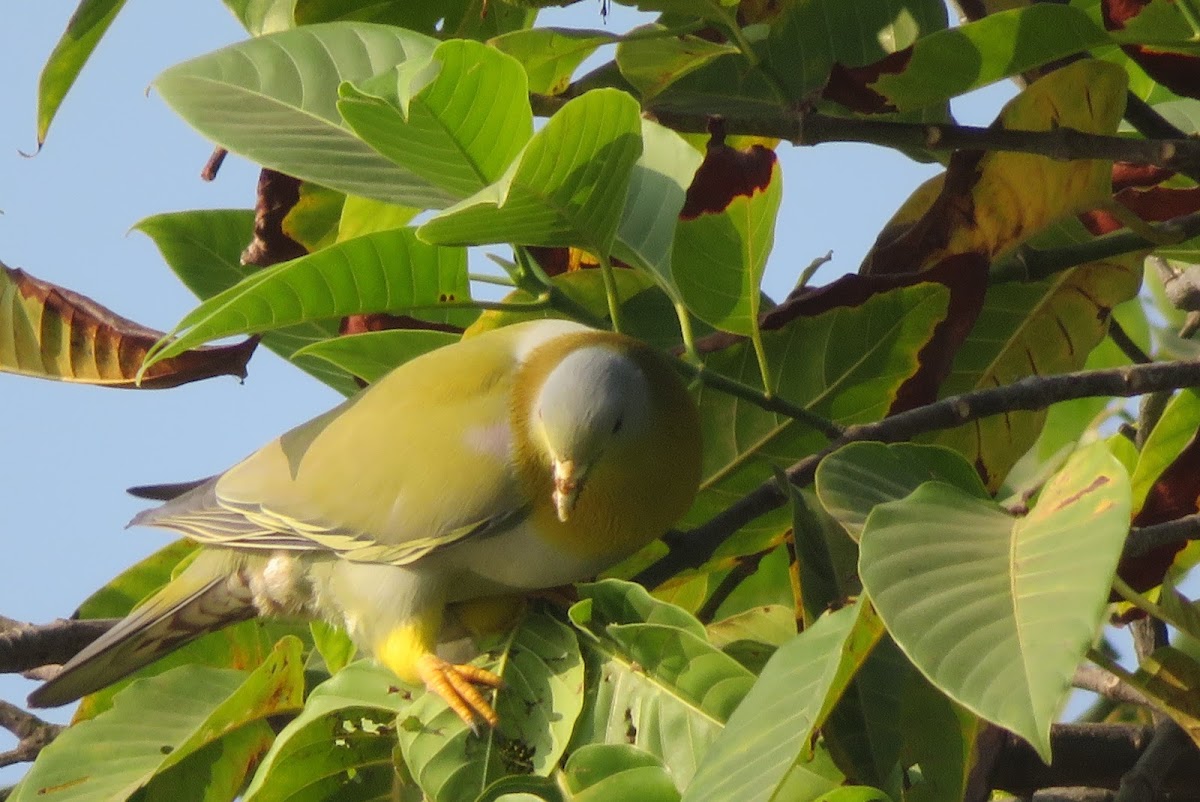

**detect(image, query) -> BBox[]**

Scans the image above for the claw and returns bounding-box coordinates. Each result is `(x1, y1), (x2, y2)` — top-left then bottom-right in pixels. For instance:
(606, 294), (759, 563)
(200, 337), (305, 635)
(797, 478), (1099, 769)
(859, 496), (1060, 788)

(416, 653), (503, 731)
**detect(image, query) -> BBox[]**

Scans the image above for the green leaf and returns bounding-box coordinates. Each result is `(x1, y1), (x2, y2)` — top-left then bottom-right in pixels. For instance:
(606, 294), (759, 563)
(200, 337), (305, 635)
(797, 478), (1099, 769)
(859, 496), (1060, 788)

(560, 745), (681, 802)
(489, 28), (618, 95)
(815, 443), (988, 541)
(612, 120), (703, 295)
(860, 443), (1131, 761)
(294, 329), (460, 384)
(1130, 389), (1200, 514)
(398, 611), (584, 802)
(338, 40), (533, 200)
(568, 579), (756, 788)
(871, 6), (1109, 111)
(899, 671), (986, 802)
(617, 25), (739, 101)
(14, 638), (306, 802)
(133, 210), (359, 396)
(37, 0), (129, 145)
(142, 228), (469, 368)
(672, 157), (781, 336)
(243, 661), (405, 802)
(418, 89), (643, 256)
(154, 23), (454, 209)
(681, 600), (885, 802)
(706, 604), (795, 650)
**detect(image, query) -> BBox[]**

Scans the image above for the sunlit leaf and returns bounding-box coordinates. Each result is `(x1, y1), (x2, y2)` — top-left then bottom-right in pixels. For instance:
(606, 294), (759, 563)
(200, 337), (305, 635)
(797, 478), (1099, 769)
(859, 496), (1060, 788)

(490, 27), (618, 95)
(154, 23), (453, 208)
(860, 443), (1131, 760)
(293, 329), (459, 384)
(13, 638), (305, 802)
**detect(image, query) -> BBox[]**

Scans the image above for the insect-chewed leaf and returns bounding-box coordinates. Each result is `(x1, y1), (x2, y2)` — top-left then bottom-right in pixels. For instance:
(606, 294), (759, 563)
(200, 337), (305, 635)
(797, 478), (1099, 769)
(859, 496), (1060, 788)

(862, 59), (1127, 276)
(860, 443), (1131, 761)
(0, 263), (255, 389)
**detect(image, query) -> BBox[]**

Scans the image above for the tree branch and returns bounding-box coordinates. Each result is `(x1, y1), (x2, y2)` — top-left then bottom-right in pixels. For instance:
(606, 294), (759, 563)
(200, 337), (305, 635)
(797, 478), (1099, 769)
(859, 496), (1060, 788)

(0, 617), (116, 674)
(1073, 664), (1152, 708)
(0, 700), (63, 767)
(991, 724), (1200, 796)
(1114, 720), (1193, 802)
(635, 359), (1200, 587)
(531, 93), (1200, 173)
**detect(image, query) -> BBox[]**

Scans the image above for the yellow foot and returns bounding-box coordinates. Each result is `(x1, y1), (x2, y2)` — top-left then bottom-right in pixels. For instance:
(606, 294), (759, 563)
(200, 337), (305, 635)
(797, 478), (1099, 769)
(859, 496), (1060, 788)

(416, 653), (503, 731)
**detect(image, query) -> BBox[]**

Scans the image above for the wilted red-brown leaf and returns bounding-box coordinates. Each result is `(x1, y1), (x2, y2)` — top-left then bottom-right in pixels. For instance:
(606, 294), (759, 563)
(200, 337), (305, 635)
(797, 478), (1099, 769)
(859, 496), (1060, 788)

(1116, 429), (1200, 593)
(339, 314), (462, 337)
(241, 168), (308, 268)
(1080, 163), (1200, 235)
(680, 119), (776, 219)
(0, 263), (256, 389)
(821, 50), (913, 114)
(1103, 0), (1200, 101)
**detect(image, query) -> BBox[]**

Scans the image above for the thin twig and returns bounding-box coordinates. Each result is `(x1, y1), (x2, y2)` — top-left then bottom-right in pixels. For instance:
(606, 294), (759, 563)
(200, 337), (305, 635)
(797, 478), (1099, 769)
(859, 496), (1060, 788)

(1108, 320), (1152, 365)
(1073, 664), (1151, 708)
(635, 358), (1200, 587)
(0, 700), (63, 767)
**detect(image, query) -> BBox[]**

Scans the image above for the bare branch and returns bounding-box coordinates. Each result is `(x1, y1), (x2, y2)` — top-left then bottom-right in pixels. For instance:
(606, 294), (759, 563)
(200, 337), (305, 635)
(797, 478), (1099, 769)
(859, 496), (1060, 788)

(0, 618), (116, 674)
(1115, 720), (1194, 802)
(0, 700), (63, 767)
(1073, 664), (1151, 708)
(636, 358), (1200, 587)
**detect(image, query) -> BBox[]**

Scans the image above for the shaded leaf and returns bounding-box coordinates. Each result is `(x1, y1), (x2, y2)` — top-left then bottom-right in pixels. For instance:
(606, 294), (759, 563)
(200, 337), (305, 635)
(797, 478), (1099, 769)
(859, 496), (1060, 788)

(815, 442), (988, 541)
(681, 600), (885, 802)
(1124, 646), (1200, 748)
(560, 744), (681, 802)
(154, 23), (453, 209)
(568, 579), (755, 788)
(293, 329), (459, 384)
(418, 89), (643, 256)
(860, 443), (1131, 760)
(243, 661), (404, 802)
(37, 0), (129, 145)
(14, 638), (306, 802)
(617, 25), (738, 101)
(142, 228), (469, 369)
(338, 39), (533, 200)
(0, 263), (254, 389)
(490, 27), (618, 95)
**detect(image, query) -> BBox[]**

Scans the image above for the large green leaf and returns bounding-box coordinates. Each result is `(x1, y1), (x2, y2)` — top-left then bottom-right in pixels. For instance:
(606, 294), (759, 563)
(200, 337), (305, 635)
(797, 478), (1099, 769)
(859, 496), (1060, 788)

(568, 580), (756, 788)
(417, 89), (643, 256)
(815, 442), (988, 541)
(933, 253), (1142, 490)
(859, 443), (1131, 760)
(489, 28), (618, 95)
(134, 210), (358, 396)
(142, 228), (469, 368)
(559, 744), (681, 802)
(397, 611), (584, 802)
(338, 39), (533, 200)
(154, 23), (454, 209)
(673, 158), (782, 336)
(37, 0), (129, 145)
(682, 600), (884, 802)
(612, 120), (703, 295)
(616, 25), (738, 102)
(243, 661), (405, 802)
(14, 638), (306, 802)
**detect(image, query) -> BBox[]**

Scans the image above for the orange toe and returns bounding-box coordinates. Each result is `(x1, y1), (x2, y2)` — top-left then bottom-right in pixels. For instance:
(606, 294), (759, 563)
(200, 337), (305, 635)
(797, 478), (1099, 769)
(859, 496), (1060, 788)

(416, 653), (503, 730)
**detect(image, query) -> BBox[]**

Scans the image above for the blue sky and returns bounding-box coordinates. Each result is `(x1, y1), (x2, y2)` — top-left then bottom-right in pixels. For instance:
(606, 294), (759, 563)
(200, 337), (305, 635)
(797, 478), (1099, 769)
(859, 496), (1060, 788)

(0, 2), (1009, 779)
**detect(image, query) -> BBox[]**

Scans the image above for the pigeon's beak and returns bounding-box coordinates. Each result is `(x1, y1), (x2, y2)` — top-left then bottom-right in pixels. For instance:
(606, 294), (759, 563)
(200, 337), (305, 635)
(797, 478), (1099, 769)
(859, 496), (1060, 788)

(552, 459), (587, 522)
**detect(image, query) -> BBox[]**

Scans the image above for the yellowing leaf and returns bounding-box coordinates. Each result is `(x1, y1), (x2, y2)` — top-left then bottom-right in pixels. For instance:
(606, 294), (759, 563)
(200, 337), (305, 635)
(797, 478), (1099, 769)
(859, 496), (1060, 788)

(862, 60), (1127, 275)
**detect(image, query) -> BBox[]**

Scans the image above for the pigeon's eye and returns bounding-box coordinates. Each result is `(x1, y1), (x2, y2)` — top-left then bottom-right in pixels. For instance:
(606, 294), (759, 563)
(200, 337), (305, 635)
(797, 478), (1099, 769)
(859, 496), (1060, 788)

(612, 416), (624, 434)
